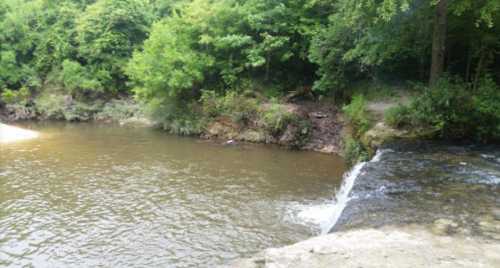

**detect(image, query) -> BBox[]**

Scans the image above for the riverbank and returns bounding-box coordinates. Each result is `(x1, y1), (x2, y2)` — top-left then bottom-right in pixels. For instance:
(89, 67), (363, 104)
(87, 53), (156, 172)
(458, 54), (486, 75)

(231, 226), (500, 268)
(0, 97), (347, 154)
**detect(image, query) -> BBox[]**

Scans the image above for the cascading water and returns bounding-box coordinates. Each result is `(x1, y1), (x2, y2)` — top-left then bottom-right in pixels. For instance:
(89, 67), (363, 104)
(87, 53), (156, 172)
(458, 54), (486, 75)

(297, 149), (388, 234)
(318, 161), (366, 234)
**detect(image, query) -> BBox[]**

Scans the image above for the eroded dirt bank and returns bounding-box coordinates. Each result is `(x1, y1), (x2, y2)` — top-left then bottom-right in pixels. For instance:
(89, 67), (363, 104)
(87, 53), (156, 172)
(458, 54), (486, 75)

(230, 226), (500, 268)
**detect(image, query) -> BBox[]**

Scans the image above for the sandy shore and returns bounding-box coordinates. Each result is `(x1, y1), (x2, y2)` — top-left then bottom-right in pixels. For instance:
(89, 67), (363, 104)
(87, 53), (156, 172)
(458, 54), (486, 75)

(0, 123), (39, 143)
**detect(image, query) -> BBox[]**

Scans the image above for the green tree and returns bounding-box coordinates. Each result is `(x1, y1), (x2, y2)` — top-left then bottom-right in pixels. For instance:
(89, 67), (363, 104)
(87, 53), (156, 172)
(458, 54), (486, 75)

(75, 0), (154, 92)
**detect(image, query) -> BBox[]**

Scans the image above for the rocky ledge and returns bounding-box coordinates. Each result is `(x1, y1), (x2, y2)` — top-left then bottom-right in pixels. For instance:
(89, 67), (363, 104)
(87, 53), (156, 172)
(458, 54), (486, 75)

(230, 227), (500, 268)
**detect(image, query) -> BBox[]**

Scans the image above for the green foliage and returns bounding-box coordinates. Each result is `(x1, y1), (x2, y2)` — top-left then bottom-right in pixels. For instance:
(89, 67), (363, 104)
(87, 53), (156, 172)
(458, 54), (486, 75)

(128, 0), (332, 112)
(200, 90), (259, 125)
(61, 60), (103, 94)
(343, 137), (369, 165)
(35, 94), (69, 120)
(35, 93), (102, 121)
(1, 87), (30, 105)
(310, 0), (500, 94)
(384, 105), (410, 128)
(145, 98), (204, 136)
(76, 0), (154, 92)
(0, 0), (155, 96)
(385, 77), (500, 141)
(127, 15), (214, 103)
(0, 0), (498, 147)
(95, 99), (142, 122)
(260, 100), (295, 135)
(342, 95), (371, 137)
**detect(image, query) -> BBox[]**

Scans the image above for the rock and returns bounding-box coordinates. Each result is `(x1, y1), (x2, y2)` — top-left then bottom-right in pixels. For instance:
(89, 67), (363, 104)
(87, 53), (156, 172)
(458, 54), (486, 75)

(318, 145), (336, 154)
(238, 130), (266, 143)
(431, 218), (458, 236)
(310, 112), (327, 119)
(119, 116), (154, 127)
(361, 122), (437, 151)
(361, 122), (404, 150)
(492, 208), (500, 221)
(479, 218), (500, 233)
(224, 139), (237, 145)
(205, 122), (238, 139)
(278, 124), (299, 145)
(229, 227), (500, 268)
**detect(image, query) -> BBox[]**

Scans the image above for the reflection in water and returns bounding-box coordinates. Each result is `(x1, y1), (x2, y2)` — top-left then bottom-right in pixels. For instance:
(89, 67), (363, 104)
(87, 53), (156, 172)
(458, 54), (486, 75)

(0, 122), (345, 267)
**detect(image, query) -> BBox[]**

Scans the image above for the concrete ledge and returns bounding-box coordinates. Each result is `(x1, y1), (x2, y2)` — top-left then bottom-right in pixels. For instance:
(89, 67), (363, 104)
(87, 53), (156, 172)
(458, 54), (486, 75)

(230, 227), (500, 268)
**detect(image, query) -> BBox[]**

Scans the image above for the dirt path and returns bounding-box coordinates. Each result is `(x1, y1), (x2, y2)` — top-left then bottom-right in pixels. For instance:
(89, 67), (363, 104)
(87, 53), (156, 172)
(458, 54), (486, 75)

(366, 95), (411, 120)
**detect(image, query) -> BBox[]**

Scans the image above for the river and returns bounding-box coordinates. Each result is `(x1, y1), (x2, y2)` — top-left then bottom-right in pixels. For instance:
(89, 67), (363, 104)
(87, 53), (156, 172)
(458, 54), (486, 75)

(336, 141), (500, 240)
(0, 122), (346, 267)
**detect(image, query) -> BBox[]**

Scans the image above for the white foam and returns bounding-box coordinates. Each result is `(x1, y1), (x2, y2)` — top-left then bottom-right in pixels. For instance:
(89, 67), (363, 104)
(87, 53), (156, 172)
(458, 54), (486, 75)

(371, 148), (393, 162)
(0, 123), (39, 143)
(295, 149), (387, 235)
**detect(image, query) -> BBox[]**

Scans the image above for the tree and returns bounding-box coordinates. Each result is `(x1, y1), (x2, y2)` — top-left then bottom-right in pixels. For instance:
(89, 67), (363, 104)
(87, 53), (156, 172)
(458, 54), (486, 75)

(429, 0), (447, 85)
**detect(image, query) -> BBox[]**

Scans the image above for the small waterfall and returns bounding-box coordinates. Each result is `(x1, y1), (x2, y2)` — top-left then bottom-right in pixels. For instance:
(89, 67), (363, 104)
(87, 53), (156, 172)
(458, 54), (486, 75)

(318, 162), (366, 234)
(317, 149), (387, 234)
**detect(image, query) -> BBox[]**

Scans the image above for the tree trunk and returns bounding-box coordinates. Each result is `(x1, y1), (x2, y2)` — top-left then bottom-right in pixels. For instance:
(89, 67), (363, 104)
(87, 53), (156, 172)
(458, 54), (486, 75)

(429, 0), (448, 85)
(473, 48), (486, 90)
(265, 53), (270, 81)
(465, 45), (472, 83)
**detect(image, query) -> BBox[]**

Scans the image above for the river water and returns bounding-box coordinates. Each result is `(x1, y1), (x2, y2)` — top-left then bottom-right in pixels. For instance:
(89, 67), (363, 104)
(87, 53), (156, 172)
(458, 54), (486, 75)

(336, 141), (500, 240)
(0, 123), (346, 267)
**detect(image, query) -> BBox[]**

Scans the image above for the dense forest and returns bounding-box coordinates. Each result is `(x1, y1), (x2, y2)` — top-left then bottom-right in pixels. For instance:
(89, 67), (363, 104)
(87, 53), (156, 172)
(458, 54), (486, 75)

(0, 0), (499, 142)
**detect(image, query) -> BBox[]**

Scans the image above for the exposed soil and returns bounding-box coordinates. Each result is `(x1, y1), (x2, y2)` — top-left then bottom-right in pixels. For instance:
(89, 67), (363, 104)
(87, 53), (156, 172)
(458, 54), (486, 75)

(202, 100), (345, 154)
(298, 101), (343, 154)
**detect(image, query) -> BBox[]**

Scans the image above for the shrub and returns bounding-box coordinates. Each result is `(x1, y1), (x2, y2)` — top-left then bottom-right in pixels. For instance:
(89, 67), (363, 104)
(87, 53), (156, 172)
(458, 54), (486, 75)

(342, 95), (371, 137)
(200, 90), (259, 125)
(60, 60), (103, 94)
(260, 100), (295, 135)
(385, 77), (500, 141)
(95, 99), (142, 122)
(146, 98), (203, 136)
(343, 137), (369, 165)
(35, 93), (102, 121)
(35, 94), (68, 120)
(1, 87), (31, 105)
(384, 105), (411, 128)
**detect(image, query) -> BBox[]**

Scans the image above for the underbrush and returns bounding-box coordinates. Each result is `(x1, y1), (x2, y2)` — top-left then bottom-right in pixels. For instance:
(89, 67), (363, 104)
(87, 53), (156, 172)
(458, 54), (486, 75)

(385, 77), (500, 142)
(341, 94), (371, 164)
(200, 91), (311, 146)
(342, 95), (371, 137)
(1, 87), (143, 123)
(146, 98), (203, 136)
(343, 137), (369, 165)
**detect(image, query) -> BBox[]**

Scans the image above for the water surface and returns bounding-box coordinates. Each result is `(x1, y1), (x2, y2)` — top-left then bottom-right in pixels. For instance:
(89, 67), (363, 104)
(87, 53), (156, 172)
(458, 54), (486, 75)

(0, 122), (346, 267)
(336, 142), (500, 239)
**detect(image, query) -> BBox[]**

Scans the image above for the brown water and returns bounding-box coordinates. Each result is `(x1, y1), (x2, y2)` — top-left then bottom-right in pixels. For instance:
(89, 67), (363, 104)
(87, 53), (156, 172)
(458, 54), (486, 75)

(0, 122), (346, 267)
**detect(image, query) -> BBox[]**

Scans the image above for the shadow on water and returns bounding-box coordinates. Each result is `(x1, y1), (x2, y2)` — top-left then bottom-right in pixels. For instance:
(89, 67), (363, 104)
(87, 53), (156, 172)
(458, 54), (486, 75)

(335, 141), (500, 240)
